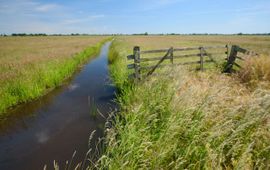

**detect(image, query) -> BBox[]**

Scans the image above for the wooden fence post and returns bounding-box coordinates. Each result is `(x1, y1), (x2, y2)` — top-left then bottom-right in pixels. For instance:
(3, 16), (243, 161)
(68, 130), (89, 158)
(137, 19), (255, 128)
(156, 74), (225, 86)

(170, 47), (174, 64)
(225, 44), (229, 59)
(224, 45), (238, 73)
(199, 47), (204, 71)
(133, 46), (141, 80)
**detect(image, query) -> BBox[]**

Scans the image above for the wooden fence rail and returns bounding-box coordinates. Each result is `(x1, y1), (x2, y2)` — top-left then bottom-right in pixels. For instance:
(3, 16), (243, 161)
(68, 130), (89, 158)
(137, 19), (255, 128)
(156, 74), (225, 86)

(127, 45), (257, 81)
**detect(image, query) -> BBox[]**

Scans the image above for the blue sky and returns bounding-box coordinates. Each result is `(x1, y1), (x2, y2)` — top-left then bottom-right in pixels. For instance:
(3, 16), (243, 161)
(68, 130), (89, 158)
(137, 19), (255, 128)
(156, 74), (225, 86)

(0, 0), (270, 34)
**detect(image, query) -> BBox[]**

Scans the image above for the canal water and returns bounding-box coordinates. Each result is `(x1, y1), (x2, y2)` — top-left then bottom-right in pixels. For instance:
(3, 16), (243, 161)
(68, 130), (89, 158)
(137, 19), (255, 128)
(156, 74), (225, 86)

(0, 42), (116, 169)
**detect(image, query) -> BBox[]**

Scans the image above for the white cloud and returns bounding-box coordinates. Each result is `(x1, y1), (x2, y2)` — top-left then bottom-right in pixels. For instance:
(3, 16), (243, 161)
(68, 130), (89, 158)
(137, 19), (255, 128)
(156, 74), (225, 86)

(156, 0), (183, 5)
(35, 4), (60, 12)
(183, 6), (270, 16)
(0, 0), (61, 14)
(138, 0), (185, 11)
(62, 15), (105, 25)
(91, 14), (105, 19)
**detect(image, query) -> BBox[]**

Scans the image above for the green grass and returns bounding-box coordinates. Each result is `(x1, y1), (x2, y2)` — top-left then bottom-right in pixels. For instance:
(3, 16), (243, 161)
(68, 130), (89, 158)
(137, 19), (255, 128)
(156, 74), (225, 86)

(0, 38), (111, 116)
(97, 36), (270, 169)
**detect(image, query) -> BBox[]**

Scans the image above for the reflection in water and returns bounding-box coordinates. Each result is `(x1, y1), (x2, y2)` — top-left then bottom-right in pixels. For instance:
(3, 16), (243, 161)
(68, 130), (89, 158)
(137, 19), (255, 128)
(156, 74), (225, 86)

(36, 130), (50, 144)
(68, 83), (80, 91)
(0, 42), (116, 170)
(0, 85), (66, 134)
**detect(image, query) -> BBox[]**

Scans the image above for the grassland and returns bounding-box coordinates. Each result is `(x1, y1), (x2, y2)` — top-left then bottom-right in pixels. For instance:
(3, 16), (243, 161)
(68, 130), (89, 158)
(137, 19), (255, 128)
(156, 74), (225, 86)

(0, 36), (110, 115)
(98, 35), (270, 169)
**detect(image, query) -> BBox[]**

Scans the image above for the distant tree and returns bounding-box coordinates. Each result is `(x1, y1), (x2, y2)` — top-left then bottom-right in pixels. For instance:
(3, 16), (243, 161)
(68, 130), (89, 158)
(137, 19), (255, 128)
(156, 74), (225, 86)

(144, 32), (148, 36)
(71, 33), (80, 36)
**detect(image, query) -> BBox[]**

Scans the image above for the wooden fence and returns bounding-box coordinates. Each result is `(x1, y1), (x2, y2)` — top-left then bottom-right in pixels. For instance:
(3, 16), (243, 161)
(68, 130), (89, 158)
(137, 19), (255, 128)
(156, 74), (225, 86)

(223, 45), (258, 73)
(127, 45), (257, 81)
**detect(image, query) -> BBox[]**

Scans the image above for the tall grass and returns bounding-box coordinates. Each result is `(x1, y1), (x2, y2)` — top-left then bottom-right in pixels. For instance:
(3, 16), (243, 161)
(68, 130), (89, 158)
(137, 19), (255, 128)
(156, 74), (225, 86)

(98, 37), (270, 169)
(108, 40), (129, 90)
(0, 38), (111, 115)
(237, 55), (270, 89)
(107, 40), (135, 107)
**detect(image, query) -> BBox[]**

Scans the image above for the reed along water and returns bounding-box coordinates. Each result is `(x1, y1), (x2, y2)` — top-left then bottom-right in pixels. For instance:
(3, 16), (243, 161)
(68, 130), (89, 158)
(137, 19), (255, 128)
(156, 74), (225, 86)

(0, 42), (116, 169)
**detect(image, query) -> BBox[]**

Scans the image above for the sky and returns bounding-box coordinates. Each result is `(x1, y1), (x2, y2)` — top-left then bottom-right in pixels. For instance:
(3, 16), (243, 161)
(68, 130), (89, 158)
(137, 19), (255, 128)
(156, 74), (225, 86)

(0, 0), (270, 34)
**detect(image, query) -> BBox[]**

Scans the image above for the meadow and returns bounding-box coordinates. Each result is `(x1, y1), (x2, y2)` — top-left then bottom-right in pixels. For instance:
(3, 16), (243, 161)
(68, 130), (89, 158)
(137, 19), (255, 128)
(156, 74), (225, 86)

(0, 36), (109, 115)
(98, 35), (270, 169)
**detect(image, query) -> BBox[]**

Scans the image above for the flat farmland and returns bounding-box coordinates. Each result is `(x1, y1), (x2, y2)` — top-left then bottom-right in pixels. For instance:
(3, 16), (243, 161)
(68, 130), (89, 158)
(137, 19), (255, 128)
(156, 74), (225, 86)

(119, 35), (270, 54)
(0, 36), (109, 115)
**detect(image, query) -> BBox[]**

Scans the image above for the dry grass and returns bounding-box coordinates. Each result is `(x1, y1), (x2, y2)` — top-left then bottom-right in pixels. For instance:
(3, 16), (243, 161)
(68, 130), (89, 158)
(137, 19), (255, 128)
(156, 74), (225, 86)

(237, 55), (270, 88)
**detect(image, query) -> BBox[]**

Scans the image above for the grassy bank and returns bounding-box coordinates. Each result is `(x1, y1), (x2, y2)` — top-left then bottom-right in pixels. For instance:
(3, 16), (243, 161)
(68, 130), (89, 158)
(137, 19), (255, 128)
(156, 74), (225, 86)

(98, 36), (270, 169)
(0, 36), (110, 115)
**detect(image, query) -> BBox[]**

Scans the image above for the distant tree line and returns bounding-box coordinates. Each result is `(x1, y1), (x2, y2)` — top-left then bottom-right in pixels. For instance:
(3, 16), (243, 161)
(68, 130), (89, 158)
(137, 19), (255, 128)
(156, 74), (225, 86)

(235, 33), (270, 36)
(160, 33), (270, 36)
(10, 33), (47, 36)
(0, 33), (116, 36)
(131, 33), (270, 36)
(132, 32), (149, 36)
(1, 33), (270, 37)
